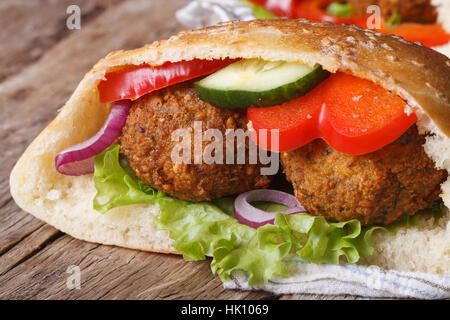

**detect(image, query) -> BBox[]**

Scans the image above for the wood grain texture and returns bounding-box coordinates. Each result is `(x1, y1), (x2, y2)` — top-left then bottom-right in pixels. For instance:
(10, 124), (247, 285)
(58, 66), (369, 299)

(0, 0), (122, 83)
(0, 235), (276, 300)
(0, 0), (359, 300)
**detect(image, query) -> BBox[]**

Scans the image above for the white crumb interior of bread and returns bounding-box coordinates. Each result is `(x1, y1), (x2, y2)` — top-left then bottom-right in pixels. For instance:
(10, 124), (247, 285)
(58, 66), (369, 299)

(43, 176), (173, 253)
(432, 0), (450, 57)
(10, 20), (450, 275)
(360, 208), (450, 273)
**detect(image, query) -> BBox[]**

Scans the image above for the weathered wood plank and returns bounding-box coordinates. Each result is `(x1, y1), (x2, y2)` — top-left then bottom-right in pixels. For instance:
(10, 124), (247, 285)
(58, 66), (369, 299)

(0, 199), (45, 255)
(0, 236), (275, 300)
(0, 0), (122, 83)
(0, 224), (61, 276)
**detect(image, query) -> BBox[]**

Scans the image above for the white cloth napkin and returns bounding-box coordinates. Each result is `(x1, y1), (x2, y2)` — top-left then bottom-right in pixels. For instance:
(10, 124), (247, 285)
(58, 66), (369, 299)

(176, 0), (255, 29)
(176, 0), (450, 299)
(224, 257), (450, 299)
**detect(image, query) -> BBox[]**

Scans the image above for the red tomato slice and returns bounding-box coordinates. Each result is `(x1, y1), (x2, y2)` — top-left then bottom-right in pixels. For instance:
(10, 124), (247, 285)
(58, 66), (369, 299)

(98, 59), (237, 104)
(381, 23), (450, 48)
(247, 73), (417, 155)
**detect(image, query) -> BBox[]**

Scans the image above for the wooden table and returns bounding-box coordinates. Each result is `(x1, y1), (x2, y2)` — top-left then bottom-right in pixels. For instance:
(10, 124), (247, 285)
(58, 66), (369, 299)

(0, 0), (360, 300)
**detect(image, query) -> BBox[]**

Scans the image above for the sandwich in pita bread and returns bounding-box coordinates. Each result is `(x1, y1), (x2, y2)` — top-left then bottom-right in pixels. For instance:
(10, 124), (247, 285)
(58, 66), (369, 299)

(10, 19), (450, 285)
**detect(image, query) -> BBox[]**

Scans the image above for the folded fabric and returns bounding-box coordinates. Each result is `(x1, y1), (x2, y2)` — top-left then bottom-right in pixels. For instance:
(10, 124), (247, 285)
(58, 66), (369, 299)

(224, 257), (450, 299)
(176, 0), (255, 29)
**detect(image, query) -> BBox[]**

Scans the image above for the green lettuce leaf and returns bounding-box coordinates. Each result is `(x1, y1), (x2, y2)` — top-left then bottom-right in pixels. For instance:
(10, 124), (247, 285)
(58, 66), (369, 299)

(156, 196), (293, 284)
(432, 200), (445, 220)
(93, 145), (161, 213)
(92, 145), (444, 285)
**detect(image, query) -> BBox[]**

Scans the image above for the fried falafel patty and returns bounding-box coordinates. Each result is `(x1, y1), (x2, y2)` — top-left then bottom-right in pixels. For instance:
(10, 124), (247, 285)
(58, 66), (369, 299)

(119, 81), (271, 202)
(281, 125), (447, 226)
(347, 0), (438, 24)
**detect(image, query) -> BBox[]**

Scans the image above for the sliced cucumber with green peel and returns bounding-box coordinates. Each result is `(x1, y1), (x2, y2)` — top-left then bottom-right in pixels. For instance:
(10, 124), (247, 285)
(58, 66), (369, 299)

(195, 59), (330, 109)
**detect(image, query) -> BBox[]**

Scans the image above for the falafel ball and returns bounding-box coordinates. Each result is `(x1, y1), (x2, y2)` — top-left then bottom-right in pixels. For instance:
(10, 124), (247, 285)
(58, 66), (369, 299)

(119, 81), (271, 202)
(281, 125), (447, 226)
(347, 0), (437, 24)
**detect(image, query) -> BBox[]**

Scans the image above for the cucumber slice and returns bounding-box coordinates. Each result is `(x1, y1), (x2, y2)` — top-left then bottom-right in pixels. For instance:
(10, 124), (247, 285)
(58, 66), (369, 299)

(195, 59), (330, 109)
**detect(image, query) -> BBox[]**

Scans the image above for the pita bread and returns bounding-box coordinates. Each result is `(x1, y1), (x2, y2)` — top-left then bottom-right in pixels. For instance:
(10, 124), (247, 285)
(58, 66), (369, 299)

(10, 19), (450, 273)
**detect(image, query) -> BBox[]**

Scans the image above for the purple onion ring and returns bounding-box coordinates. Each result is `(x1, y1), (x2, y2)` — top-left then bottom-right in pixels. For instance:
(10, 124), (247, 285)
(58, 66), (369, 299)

(55, 99), (131, 176)
(234, 189), (307, 228)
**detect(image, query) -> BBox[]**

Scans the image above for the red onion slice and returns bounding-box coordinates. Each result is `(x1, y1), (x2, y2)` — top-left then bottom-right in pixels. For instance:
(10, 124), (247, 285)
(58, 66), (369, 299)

(55, 99), (131, 176)
(234, 189), (307, 228)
